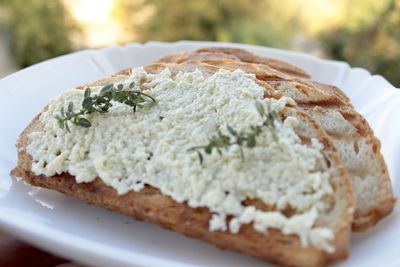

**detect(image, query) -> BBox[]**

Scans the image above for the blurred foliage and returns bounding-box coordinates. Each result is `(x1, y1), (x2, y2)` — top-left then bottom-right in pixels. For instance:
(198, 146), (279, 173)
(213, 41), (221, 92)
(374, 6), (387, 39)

(113, 0), (303, 48)
(320, 0), (400, 86)
(0, 0), (79, 68)
(0, 0), (399, 86)
(114, 0), (400, 86)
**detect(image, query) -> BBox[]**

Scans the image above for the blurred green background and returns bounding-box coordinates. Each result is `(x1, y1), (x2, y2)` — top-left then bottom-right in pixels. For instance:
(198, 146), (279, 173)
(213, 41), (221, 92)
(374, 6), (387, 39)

(0, 0), (398, 86)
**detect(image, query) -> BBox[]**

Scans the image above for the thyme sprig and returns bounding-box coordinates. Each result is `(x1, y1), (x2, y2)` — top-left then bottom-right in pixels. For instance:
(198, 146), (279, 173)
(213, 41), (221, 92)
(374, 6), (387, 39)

(55, 82), (156, 132)
(189, 102), (280, 164)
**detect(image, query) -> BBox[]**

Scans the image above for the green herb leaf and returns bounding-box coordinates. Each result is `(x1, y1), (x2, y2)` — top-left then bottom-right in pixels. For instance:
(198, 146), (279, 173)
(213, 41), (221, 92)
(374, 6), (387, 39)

(84, 87), (91, 98)
(227, 125), (237, 136)
(189, 102), (279, 164)
(205, 143), (213, 154)
(255, 101), (265, 116)
(197, 151), (204, 165)
(65, 122), (71, 133)
(68, 102), (74, 112)
(82, 97), (93, 110)
(55, 82), (157, 132)
(78, 117), (91, 128)
(247, 134), (256, 148)
(100, 84), (114, 96)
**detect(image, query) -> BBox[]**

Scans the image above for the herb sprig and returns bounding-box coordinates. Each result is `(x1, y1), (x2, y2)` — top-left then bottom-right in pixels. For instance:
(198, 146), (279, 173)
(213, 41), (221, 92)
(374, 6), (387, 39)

(189, 102), (280, 164)
(56, 82), (156, 132)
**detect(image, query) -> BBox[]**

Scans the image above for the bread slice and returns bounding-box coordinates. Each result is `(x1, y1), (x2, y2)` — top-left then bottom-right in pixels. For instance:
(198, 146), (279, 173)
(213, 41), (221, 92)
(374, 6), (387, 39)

(156, 48), (396, 231)
(12, 63), (354, 267)
(158, 48), (311, 79)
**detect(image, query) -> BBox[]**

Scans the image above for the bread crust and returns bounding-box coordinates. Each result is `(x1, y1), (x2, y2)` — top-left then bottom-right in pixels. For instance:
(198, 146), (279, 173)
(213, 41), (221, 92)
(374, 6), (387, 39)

(11, 65), (354, 267)
(156, 48), (396, 231)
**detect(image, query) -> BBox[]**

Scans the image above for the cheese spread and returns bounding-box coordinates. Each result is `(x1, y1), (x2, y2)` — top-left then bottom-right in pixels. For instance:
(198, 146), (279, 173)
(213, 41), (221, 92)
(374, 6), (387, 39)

(27, 68), (335, 252)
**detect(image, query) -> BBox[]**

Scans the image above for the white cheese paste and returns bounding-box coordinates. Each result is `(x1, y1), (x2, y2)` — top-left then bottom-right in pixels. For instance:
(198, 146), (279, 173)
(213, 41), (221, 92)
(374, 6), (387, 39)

(27, 68), (335, 252)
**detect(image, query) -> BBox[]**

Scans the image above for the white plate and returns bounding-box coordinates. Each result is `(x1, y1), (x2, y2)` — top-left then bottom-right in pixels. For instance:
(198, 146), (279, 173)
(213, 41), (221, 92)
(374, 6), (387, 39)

(0, 41), (399, 267)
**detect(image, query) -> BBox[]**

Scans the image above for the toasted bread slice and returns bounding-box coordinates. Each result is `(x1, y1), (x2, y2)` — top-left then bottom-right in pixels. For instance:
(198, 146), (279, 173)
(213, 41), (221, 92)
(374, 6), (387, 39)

(157, 48), (396, 231)
(158, 48), (311, 79)
(12, 63), (354, 267)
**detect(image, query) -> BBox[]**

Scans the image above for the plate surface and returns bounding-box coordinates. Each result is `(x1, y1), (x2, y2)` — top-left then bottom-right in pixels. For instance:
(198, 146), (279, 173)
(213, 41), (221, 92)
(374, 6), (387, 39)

(0, 41), (399, 267)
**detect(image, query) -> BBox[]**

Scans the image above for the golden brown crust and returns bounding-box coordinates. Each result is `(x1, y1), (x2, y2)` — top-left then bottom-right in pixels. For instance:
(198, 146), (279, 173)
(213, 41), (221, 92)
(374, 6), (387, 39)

(304, 107), (396, 231)
(352, 198), (396, 231)
(18, 174), (345, 267)
(12, 137), (351, 267)
(11, 65), (354, 267)
(195, 47), (311, 79)
(156, 47), (395, 231)
(157, 55), (349, 108)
